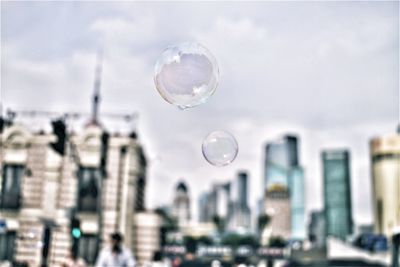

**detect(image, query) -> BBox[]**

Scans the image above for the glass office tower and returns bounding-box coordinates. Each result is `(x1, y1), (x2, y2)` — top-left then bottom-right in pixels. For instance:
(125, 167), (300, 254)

(322, 150), (353, 240)
(264, 135), (305, 239)
(264, 135), (298, 190)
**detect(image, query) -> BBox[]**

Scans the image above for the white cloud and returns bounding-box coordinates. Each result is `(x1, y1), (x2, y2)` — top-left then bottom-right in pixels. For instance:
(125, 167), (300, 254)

(90, 16), (158, 49)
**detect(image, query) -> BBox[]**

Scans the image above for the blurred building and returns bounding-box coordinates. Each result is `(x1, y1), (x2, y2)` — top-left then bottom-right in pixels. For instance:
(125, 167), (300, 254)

(263, 135), (306, 240)
(227, 171), (251, 233)
(289, 166), (306, 239)
(264, 135), (298, 189)
(172, 181), (191, 226)
(0, 122), (147, 266)
(370, 130), (400, 238)
(322, 150), (353, 240)
(264, 185), (291, 240)
(308, 210), (326, 248)
(216, 183), (229, 219)
(198, 182), (230, 236)
(237, 172), (248, 209)
(133, 211), (163, 266)
(198, 192), (211, 223)
(0, 58), (148, 266)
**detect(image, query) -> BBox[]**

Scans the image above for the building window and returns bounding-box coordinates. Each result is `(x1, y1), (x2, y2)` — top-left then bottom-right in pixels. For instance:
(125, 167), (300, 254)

(1, 164), (24, 210)
(77, 167), (100, 212)
(373, 153), (400, 162)
(377, 199), (383, 233)
(0, 231), (16, 261)
(135, 176), (146, 212)
(78, 234), (98, 264)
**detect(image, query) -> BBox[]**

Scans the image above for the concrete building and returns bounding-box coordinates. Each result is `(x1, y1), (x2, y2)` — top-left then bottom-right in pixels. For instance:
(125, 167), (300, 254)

(322, 150), (353, 240)
(264, 185), (291, 240)
(0, 122), (147, 266)
(133, 211), (163, 266)
(370, 130), (400, 238)
(0, 58), (148, 266)
(172, 181), (191, 227)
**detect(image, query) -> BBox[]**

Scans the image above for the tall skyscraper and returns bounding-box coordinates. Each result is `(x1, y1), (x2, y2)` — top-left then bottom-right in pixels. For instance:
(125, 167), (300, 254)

(172, 181), (191, 226)
(263, 135), (305, 240)
(227, 171), (251, 232)
(322, 150), (353, 240)
(370, 130), (400, 237)
(264, 135), (298, 190)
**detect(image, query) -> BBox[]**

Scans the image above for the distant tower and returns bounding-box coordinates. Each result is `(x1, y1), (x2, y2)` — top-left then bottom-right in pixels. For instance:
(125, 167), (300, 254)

(264, 135), (298, 190)
(227, 171), (251, 232)
(198, 192), (210, 223)
(91, 51), (103, 126)
(172, 181), (191, 226)
(322, 150), (353, 240)
(237, 171), (248, 209)
(263, 134), (306, 240)
(370, 131), (400, 237)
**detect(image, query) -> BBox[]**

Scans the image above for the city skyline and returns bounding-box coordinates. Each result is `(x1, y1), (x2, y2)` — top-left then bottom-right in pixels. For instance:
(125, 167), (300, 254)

(2, 1), (398, 227)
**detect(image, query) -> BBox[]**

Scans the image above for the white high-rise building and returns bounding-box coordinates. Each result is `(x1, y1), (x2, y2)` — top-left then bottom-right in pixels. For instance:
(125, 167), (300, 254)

(0, 57), (148, 266)
(0, 121), (147, 267)
(172, 181), (191, 227)
(370, 130), (400, 238)
(134, 211), (163, 266)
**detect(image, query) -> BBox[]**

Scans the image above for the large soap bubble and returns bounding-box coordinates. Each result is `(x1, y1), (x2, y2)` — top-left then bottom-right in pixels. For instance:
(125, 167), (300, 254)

(154, 42), (219, 109)
(202, 130), (238, 166)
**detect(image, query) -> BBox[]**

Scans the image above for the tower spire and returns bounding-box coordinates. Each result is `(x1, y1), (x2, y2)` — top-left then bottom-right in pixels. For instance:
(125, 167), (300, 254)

(92, 49), (103, 125)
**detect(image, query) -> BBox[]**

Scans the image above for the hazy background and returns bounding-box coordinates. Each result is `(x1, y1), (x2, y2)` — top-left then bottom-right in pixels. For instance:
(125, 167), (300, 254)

(1, 1), (399, 226)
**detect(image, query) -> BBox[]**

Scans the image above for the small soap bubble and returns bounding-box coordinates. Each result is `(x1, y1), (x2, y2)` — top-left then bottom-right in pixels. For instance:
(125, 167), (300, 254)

(202, 130), (238, 166)
(154, 42), (219, 109)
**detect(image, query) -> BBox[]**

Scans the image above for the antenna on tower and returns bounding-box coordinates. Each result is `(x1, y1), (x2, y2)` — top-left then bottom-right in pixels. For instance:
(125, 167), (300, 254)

(91, 48), (103, 125)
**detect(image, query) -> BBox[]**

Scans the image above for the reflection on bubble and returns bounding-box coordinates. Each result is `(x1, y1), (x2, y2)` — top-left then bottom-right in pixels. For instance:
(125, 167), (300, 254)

(202, 130), (238, 166)
(154, 42), (219, 109)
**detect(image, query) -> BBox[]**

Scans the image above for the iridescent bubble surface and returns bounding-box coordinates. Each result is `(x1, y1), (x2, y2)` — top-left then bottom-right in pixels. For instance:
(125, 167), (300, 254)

(202, 130), (238, 166)
(154, 42), (219, 109)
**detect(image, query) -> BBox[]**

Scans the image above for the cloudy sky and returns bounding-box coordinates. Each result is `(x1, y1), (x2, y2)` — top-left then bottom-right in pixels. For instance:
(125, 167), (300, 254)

(1, 1), (399, 226)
